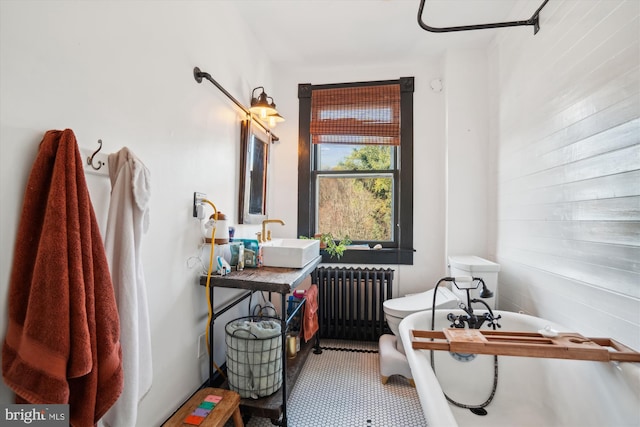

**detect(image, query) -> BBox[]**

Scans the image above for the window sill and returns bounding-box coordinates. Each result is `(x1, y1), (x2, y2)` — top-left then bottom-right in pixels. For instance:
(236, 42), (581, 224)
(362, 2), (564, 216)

(320, 248), (414, 265)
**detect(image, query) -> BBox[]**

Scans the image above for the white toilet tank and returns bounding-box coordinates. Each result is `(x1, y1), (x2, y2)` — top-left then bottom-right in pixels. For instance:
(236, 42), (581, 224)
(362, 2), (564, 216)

(448, 255), (500, 309)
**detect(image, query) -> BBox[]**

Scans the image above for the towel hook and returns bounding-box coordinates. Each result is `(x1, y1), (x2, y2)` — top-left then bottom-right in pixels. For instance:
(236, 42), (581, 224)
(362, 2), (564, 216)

(88, 139), (105, 170)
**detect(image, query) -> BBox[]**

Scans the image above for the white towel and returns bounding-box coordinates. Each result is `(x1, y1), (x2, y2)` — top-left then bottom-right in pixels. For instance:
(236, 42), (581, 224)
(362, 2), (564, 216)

(102, 147), (152, 427)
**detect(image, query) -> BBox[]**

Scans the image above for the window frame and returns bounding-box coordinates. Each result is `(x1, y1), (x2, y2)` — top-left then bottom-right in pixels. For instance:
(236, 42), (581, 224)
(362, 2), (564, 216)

(297, 77), (414, 264)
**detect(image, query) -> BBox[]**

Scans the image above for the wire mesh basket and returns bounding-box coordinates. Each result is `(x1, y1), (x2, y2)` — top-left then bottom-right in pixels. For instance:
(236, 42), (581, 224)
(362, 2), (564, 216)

(225, 316), (283, 399)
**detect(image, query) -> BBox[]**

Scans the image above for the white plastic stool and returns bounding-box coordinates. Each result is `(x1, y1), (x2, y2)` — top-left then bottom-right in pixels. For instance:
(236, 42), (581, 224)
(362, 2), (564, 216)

(379, 334), (414, 386)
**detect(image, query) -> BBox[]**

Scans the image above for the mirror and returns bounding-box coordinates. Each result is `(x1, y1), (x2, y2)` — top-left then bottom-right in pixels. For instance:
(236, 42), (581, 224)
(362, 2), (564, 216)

(239, 119), (270, 224)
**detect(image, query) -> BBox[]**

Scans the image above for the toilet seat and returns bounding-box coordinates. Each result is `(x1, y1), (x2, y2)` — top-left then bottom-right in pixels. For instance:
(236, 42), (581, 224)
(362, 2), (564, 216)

(383, 287), (459, 318)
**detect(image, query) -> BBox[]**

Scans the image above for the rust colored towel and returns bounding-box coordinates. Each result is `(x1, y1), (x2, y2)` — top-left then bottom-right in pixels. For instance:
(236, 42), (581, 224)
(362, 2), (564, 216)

(303, 284), (319, 342)
(2, 129), (123, 426)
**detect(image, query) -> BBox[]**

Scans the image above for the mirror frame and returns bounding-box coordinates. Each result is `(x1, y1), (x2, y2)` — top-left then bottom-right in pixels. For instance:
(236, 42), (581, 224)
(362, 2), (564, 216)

(238, 118), (271, 224)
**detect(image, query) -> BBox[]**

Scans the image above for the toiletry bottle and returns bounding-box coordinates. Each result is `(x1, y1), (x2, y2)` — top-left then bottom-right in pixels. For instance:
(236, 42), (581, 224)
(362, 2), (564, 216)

(257, 244), (264, 267)
(237, 243), (245, 271)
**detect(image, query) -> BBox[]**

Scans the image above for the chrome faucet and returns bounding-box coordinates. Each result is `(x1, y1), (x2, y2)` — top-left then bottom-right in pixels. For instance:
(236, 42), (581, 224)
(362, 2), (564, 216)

(260, 219), (285, 242)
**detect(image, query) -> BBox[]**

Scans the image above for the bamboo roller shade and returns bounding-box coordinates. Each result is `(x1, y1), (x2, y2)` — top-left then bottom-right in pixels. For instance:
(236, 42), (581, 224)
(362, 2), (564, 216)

(310, 84), (401, 145)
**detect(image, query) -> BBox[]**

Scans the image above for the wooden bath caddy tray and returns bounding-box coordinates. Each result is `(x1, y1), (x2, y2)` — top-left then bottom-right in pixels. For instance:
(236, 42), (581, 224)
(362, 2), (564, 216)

(410, 329), (640, 362)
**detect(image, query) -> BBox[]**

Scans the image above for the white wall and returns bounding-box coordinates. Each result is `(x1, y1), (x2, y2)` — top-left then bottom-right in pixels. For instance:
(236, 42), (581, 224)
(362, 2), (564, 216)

(444, 49), (491, 259)
(0, 1), (272, 424)
(490, 0), (640, 349)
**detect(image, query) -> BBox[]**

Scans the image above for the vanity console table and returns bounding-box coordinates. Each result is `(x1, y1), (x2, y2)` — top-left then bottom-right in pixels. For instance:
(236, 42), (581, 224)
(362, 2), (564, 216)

(199, 255), (322, 427)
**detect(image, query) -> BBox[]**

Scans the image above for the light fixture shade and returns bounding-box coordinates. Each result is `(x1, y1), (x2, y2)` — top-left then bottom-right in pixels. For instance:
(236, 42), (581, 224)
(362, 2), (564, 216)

(268, 112), (285, 128)
(250, 89), (277, 118)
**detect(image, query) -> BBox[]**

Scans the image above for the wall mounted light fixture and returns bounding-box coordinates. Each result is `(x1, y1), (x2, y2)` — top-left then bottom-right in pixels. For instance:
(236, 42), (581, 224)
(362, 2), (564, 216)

(265, 96), (285, 128)
(249, 87), (278, 119)
(249, 88), (286, 129)
(193, 67), (280, 140)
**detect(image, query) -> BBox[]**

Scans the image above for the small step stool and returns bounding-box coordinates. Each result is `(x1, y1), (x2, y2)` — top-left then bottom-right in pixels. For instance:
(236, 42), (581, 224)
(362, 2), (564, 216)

(378, 334), (415, 386)
(163, 387), (243, 427)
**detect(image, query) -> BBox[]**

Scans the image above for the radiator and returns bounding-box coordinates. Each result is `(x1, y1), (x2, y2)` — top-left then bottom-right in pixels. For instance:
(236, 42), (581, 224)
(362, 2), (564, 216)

(312, 267), (394, 341)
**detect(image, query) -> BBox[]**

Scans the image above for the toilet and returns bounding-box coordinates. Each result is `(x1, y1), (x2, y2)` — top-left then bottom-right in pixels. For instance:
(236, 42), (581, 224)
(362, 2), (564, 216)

(379, 287), (460, 385)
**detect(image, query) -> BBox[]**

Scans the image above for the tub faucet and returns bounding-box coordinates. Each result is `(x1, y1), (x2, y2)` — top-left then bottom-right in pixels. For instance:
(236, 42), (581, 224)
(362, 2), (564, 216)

(448, 307), (501, 330)
(431, 276), (501, 332)
(261, 219), (285, 242)
(447, 289), (501, 329)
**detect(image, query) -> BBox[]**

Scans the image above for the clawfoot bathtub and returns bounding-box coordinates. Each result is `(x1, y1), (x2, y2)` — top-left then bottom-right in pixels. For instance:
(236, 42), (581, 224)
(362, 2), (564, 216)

(399, 310), (640, 427)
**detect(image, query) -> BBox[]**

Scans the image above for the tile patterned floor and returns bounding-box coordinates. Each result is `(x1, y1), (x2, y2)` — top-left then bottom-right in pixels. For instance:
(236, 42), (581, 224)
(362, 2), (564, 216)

(237, 339), (426, 427)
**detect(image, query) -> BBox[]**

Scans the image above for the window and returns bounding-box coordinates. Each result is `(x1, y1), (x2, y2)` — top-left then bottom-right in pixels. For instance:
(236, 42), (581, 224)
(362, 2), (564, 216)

(297, 78), (414, 264)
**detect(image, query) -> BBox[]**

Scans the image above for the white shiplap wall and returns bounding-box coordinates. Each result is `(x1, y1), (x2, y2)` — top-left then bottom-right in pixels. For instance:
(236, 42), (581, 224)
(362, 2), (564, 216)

(491, 0), (640, 349)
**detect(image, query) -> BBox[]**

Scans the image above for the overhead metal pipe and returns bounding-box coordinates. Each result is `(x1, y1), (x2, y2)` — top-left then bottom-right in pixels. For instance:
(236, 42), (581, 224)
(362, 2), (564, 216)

(417, 0), (550, 35)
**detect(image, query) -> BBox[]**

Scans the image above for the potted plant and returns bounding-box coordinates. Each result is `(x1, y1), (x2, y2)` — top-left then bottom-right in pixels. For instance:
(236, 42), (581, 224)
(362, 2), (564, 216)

(301, 233), (352, 259)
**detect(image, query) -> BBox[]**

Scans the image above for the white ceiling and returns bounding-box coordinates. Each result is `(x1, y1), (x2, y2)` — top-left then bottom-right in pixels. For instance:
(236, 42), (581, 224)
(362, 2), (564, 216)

(231, 0), (543, 68)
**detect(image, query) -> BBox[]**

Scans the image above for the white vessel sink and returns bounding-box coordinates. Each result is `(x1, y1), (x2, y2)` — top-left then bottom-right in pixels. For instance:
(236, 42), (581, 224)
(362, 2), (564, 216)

(261, 239), (320, 268)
